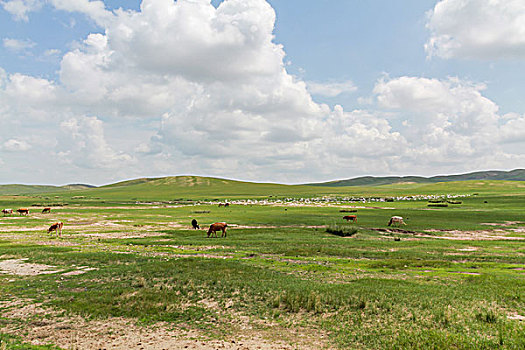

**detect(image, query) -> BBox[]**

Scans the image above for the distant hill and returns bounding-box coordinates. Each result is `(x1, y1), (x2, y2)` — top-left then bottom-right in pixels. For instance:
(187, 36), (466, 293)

(0, 183), (96, 195)
(1, 170), (523, 198)
(309, 169), (525, 187)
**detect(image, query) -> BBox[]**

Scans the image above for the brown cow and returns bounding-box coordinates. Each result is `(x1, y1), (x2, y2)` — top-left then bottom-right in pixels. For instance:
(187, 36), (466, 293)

(17, 208), (29, 215)
(218, 203), (230, 207)
(2, 209), (13, 216)
(343, 215), (357, 222)
(207, 222), (227, 238)
(42, 207), (51, 214)
(48, 222), (63, 237)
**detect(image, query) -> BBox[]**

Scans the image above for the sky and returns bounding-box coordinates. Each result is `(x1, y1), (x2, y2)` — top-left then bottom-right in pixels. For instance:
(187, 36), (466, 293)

(0, 0), (524, 185)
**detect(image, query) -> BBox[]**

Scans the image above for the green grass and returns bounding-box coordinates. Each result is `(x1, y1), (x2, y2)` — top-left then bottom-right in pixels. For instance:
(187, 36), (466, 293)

(0, 180), (524, 348)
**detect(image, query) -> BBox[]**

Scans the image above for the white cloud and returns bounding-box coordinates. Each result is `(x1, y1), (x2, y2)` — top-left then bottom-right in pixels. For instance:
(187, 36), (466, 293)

(306, 80), (357, 97)
(58, 116), (135, 169)
(2, 138), (32, 151)
(426, 0), (525, 59)
(3, 38), (36, 52)
(372, 76), (525, 169)
(49, 0), (113, 27)
(0, 0), (524, 184)
(1, 0), (42, 21)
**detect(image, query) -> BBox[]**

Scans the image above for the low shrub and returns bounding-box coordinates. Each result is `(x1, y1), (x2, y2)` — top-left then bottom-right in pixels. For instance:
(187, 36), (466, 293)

(326, 224), (358, 237)
(428, 199), (446, 203)
(428, 203), (448, 207)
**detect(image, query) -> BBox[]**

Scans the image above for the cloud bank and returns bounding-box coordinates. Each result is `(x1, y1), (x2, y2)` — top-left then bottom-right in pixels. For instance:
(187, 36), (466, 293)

(0, 0), (524, 184)
(426, 0), (525, 59)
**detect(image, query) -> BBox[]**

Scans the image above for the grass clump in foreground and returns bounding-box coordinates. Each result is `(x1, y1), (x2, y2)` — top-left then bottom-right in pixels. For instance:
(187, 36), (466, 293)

(326, 224), (358, 237)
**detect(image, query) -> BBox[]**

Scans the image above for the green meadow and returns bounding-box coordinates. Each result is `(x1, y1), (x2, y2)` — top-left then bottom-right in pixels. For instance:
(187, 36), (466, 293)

(0, 177), (524, 349)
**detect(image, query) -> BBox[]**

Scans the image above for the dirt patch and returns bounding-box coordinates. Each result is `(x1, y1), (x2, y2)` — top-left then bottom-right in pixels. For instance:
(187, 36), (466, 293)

(457, 247), (478, 252)
(448, 271), (481, 275)
(0, 259), (98, 276)
(481, 221), (524, 227)
(0, 258), (63, 276)
(0, 298), (332, 350)
(423, 229), (525, 241)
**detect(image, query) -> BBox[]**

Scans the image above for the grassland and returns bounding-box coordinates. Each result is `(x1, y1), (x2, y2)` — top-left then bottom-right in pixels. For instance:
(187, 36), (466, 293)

(0, 178), (524, 349)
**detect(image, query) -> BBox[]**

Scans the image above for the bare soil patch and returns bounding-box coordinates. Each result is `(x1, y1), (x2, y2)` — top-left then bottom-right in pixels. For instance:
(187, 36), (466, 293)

(423, 229), (525, 241)
(0, 258), (63, 276)
(0, 298), (331, 350)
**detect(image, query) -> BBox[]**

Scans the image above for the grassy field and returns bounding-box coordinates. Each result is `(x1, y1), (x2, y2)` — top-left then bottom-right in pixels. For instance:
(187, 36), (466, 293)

(0, 179), (524, 349)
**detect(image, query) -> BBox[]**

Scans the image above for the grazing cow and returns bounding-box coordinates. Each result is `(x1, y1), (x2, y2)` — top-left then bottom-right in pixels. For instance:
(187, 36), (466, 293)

(42, 207), (51, 214)
(343, 215), (357, 222)
(17, 208), (29, 215)
(388, 216), (406, 226)
(2, 209), (13, 216)
(218, 203), (229, 207)
(48, 222), (63, 237)
(207, 222), (227, 238)
(191, 219), (200, 230)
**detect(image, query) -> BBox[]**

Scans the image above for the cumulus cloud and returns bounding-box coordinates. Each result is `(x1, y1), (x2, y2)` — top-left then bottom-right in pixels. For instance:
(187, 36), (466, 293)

(306, 80), (357, 97)
(57, 116), (135, 169)
(426, 0), (525, 59)
(0, 0), (524, 184)
(372, 75), (525, 168)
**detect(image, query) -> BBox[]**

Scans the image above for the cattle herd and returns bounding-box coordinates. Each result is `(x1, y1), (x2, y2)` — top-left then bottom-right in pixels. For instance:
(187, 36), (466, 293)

(2, 207), (63, 237)
(1, 204), (407, 239)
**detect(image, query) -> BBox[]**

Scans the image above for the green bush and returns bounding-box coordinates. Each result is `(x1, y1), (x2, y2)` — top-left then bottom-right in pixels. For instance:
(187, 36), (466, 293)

(428, 203), (448, 207)
(326, 224), (358, 237)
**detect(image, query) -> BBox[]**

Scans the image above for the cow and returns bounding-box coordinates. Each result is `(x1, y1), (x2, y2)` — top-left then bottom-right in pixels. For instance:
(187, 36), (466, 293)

(48, 222), (63, 237)
(218, 203), (230, 207)
(191, 218), (200, 230)
(42, 207), (51, 214)
(388, 216), (406, 226)
(17, 208), (29, 215)
(343, 215), (357, 222)
(2, 209), (13, 216)
(207, 222), (227, 238)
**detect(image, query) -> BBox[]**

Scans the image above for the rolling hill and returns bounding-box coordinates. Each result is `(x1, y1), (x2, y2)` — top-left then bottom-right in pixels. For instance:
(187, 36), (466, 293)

(0, 170), (523, 199)
(309, 169), (525, 187)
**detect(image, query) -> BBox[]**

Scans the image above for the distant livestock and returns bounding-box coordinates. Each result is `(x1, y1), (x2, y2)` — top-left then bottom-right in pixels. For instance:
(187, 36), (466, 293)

(2, 209), (13, 216)
(42, 207), (51, 214)
(207, 222), (228, 238)
(218, 203), (229, 207)
(388, 216), (406, 226)
(17, 208), (29, 215)
(343, 215), (357, 222)
(191, 219), (200, 230)
(48, 222), (63, 237)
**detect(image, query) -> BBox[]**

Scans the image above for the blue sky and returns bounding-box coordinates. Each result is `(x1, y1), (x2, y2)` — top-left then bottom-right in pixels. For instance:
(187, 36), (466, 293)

(0, 0), (524, 185)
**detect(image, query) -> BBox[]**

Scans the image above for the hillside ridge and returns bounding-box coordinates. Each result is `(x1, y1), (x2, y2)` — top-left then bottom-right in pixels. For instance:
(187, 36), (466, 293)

(309, 169), (525, 187)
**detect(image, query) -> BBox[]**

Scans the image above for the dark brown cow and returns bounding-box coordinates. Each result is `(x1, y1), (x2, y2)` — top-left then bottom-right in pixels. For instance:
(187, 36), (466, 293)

(2, 209), (13, 216)
(343, 215), (357, 222)
(218, 203), (230, 207)
(207, 222), (227, 238)
(48, 222), (63, 237)
(17, 208), (29, 215)
(191, 219), (200, 229)
(42, 207), (51, 214)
